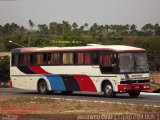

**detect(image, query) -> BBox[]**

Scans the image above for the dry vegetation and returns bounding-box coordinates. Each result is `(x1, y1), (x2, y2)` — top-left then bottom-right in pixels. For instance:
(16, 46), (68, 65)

(0, 97), (160, 120)
(147, 73), (160, 92)
(150, 73), (160, 84)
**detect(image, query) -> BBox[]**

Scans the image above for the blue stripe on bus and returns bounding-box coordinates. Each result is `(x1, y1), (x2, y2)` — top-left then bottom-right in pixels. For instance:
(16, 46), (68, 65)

(46, 75), (66, 91)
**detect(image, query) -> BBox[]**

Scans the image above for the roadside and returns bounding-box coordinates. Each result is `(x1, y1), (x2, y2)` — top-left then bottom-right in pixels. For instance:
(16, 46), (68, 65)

(0, 97), (160, 120)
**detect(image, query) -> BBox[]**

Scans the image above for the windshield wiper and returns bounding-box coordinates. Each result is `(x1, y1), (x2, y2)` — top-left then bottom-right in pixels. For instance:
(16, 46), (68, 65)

(135, 65), (144, 73)
(130, 62), (144, 73)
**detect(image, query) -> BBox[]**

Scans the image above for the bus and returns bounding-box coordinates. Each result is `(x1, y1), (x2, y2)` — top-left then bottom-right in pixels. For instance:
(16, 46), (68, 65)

(10, 44), (150, 97)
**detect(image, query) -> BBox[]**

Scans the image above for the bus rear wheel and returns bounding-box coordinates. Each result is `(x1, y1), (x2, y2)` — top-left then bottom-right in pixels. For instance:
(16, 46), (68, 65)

(38, 79), (48, 95)
(103, 82), (116, 98)
(128, 91), (140, 98)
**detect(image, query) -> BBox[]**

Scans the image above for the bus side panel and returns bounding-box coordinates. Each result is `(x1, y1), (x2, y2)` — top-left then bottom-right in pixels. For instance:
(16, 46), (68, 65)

(73, 75), (97, 92)
(46, 75), (97, 92)
(46, 75), (66, 91)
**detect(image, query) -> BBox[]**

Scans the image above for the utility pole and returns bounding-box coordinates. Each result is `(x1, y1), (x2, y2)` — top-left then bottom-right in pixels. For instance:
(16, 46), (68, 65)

(28, 32), (31, 47)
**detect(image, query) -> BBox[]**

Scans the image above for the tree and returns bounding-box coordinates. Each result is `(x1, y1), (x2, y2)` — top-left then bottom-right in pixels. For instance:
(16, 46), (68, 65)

(28, 19), (35, 47)
(104, 24), (110, 33)
(84, 23), (88, 29)
(130, 24), (137, 35)
(49, 22), (57, 35)
(38, 24), (48, 34)
(154, 23), (160, 35)
(28, 19), (35, 30)
(62, 21), (71, 33)
(90, 23), (98, 36)
(141, 23), (154, 35)
(72, 22), (78, 30)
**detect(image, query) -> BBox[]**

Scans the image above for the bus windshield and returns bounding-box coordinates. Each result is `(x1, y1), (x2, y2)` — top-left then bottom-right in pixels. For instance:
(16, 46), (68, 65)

(119, 53), (149, 73)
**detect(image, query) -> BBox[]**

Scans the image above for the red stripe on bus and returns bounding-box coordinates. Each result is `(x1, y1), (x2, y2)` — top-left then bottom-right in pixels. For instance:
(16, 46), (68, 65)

(72, 75), (97, 92)
(28, 66), (50, 74)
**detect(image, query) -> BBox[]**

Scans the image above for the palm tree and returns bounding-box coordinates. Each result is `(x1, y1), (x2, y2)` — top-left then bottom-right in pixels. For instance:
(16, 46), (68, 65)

(105, 24), (110, 33)
(72, 22), (78, 30)
(28, 19), (35, 47)
(141, 23), (154, 34)
(49, 22), (57, 35)
(62, 21), (71, 33)
(38, 24), (48, 34)
(90, 23), (98, 36)
(130, 24), (137, 35)
(28, 19), (35, 30)
(154, 23), (160, 35)
(84, 23), (88, 29)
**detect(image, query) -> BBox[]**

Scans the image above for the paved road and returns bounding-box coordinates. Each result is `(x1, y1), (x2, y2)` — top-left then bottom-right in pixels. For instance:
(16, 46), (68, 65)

(0, 88), (159, 106)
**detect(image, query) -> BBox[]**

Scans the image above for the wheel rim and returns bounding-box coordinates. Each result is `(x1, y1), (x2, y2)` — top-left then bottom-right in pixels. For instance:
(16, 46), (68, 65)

(40, 82), (47, 93)
(105, 84), (112, 95)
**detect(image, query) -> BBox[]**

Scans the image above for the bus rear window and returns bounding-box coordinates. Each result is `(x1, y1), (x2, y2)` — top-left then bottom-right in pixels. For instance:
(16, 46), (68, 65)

(12, 54), (19, 66)
(21, 54), (33, 65)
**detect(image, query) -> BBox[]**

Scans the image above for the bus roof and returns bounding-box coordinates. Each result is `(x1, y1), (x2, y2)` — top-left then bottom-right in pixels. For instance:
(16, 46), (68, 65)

(11, 45), (145, 53)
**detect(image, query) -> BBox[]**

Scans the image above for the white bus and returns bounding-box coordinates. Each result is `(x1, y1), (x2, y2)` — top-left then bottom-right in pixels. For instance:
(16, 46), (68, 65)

(10, 44), (150, 97)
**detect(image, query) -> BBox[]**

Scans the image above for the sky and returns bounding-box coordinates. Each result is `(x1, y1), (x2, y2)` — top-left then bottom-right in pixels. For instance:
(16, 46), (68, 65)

(0, 0), (160, 29)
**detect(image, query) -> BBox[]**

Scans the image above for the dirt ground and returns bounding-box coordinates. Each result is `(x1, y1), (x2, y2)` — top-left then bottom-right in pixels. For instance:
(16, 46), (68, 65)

(0, 97), (160, 120)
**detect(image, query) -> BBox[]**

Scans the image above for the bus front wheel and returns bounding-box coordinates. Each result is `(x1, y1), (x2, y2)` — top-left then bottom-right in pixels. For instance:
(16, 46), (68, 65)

(128, 91), (140, 98)
(103, 82), (116, 98)
(38, 79), (48, 95)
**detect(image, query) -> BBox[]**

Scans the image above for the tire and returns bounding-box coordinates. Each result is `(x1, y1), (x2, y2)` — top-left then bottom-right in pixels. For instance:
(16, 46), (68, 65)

(61, 91), (73, 95)
(128, 91), (140, 98)
(103, 82), (116, 98)
(38, 79), (49, 95)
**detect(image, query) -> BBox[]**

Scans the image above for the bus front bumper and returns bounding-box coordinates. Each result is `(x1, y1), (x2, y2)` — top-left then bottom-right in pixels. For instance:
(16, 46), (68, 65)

(118, 83), (150, 92)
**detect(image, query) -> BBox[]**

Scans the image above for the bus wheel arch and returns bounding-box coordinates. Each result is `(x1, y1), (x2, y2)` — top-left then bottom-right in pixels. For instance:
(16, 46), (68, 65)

(37, 78), (49, 95)
(101, 80), (116, 98)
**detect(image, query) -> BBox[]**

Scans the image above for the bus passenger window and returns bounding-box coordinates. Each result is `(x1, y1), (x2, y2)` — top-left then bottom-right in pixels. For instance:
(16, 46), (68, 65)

(63, 53), (73, 64)
(12, 54), (19, 66)
(77, 52), (91, 65)
(35, 53), (47, 65)
(100, 54), (111, 66)
(53, 53), (61, 64)
(77, 53), (84, 64)
(21, 54), (33, 65)
(84, 53), (91, 64)
(48, 53), (61, 64)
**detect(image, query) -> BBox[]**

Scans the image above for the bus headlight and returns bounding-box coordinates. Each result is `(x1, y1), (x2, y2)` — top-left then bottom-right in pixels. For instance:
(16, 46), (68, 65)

(144, 85), (150, 89)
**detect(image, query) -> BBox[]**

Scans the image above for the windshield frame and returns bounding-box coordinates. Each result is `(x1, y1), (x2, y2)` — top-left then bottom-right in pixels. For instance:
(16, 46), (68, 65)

(118, 52), (149, 74)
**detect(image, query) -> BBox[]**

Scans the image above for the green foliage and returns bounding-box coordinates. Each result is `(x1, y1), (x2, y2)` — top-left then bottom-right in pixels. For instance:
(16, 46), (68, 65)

(0, 21), (160, 71)
(0, 59), (10, 82)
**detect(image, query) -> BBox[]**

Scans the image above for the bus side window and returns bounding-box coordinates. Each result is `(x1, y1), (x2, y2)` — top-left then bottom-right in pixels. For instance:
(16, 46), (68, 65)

(12, 54), (19, 66)
(53, 53), (61, 64)
(84, 53), (91, 64)
(92, 52), (99, 65)
(48, 53), (61, 64)
(77, 53), (84, 64)
(100, 54), (111, 66)
(63, 52), (74, 64)
(21, 54), (33, 66)
(77, 52), (91, 65)
(35, 53), (47, 65)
